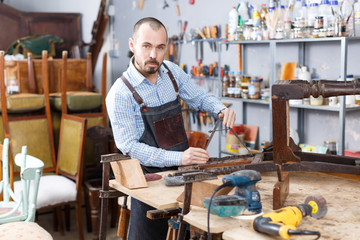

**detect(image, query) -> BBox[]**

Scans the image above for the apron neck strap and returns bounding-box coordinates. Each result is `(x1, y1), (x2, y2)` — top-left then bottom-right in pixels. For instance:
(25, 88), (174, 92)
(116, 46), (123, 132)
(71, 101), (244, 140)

(162, 63), (179, 94)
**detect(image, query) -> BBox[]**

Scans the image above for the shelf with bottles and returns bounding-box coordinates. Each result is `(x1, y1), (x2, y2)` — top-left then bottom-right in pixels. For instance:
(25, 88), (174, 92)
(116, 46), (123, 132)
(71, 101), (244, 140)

(173, 38), (225, 45)
(191, 76), (219, 81)
(222, 95), (360, 112)
(221, 36), (360, 45)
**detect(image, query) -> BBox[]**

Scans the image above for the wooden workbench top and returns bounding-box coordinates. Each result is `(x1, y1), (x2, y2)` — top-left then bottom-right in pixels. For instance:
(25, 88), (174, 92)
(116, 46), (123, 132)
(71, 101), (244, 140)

(109, 171), (184, 210)
(110, 170), (360, 240)
(186, 172), (360, 240)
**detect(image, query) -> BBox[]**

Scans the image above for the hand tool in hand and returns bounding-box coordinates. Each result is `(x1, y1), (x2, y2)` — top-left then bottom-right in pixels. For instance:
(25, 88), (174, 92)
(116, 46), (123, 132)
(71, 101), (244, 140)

(203, 170), (262, 240)
(252, 194), (328, 239)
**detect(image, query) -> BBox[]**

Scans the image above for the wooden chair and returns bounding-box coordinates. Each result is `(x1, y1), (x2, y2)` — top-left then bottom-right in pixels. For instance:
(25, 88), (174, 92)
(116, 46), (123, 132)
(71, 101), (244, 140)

(50, 51), (107, 160)
(35, 114), (87, 240)
(0, 50), (56, 183)
(1, 138), (44, 223)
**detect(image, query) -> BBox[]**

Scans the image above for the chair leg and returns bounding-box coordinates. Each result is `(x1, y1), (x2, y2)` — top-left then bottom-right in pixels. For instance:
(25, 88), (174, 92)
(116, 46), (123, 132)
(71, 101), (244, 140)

(84, 186), (92, 232)
(76, 199), (85, 240)
(65, 204), (71, 231)
(110, 197), (118, 228)
(55, 207), (65, 235)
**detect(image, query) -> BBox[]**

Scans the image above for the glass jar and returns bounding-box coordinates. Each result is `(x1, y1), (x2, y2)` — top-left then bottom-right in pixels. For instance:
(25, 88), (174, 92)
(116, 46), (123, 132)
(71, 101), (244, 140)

(248, 79), (261, 99)
(243, 23), (253, 40)
(294, 27), (304, 38)
(275, 29), (284, 39)
(319, 29), (327, 38)
(314, 16), (324, 29)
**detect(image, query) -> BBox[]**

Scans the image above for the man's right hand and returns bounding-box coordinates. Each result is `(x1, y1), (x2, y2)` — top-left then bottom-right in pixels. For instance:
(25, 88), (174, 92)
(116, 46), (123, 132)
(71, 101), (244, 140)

(181, 147), (209, 165)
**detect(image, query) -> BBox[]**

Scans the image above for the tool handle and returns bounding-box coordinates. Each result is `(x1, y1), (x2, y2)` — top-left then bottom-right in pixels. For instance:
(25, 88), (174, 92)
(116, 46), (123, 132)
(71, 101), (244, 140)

(176, 4), (180, 16)
(138, 0), (145, 9)
(252, 216), (286, 238)
(117, 207), (131, 238)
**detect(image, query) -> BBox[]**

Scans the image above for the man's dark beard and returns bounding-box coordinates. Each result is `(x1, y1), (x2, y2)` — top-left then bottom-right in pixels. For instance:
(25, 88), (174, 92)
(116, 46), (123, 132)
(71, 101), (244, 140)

(144, 60), (160, 74)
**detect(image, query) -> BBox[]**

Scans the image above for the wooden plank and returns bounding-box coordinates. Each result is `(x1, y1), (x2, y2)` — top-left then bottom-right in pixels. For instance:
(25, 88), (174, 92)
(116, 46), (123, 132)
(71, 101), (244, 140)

(110, 159), (147, 189)
(272, 172), (289, 210)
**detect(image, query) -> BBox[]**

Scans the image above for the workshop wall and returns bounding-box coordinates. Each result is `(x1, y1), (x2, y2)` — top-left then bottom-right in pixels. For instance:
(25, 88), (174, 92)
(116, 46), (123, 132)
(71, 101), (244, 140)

(111, 0), (360, 154)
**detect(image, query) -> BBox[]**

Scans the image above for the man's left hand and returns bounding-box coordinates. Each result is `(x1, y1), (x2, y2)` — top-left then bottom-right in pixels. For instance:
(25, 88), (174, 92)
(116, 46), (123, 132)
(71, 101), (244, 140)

(218, 108), (236, 128)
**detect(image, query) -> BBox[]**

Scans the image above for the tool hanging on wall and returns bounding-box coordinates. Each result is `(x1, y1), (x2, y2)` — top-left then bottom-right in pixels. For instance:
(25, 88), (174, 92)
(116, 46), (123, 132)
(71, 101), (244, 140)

(138, 0), (145, 9)
(163, 0), (169, 9)
(174, 0), (180, 16)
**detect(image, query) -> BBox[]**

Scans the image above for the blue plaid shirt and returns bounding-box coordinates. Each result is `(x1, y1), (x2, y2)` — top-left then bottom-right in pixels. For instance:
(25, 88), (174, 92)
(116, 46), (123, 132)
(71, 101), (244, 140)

(106, 58), (225, 167)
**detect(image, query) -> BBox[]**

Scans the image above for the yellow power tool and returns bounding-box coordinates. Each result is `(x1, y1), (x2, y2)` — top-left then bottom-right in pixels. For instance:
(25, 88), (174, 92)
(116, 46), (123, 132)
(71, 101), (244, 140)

(252, 194), (327, 239)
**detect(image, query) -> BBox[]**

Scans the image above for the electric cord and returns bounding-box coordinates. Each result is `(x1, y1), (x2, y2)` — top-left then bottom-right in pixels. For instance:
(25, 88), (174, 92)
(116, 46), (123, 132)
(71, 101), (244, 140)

(288, 229), (321, 240)
(206, 181), (233, 240)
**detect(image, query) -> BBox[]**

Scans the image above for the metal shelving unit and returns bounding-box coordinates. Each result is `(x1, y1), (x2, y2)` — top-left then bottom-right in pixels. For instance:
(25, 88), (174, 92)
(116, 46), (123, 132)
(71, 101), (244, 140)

(219, 37), (360, 155)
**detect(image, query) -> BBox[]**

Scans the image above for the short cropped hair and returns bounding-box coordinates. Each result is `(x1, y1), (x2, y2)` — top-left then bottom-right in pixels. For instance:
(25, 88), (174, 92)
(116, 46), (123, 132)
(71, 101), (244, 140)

(132, 17), (168, 40)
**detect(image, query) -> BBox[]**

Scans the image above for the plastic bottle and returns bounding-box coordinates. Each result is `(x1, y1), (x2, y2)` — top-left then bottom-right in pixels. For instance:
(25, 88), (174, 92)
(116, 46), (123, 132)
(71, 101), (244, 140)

(228, 71), (236, 98)
(300, 3), (308, 26)
(298, 66), (311, 81)
(329, 0), (341, 35)
(260, 3), (268, 27)
(235, 71), (242, 98)
(222, 71), (230, 97)
(238, 2), (250, 22)
(228, 6), (239, 40)
(292, 0), (303, 22)
(319, 0), (332, 29)
(307, 3), (319, 27)
(355, 0), (360, 36)
(342, 0), (354, 36)
(251, 4), (260, 27)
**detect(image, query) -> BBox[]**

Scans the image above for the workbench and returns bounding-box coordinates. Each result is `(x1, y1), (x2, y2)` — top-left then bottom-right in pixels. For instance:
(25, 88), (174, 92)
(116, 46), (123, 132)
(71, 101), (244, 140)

(109, 171), (360, 240)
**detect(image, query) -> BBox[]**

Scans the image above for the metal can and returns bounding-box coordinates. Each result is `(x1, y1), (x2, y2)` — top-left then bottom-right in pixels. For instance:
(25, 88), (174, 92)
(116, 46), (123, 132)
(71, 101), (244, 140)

(314, 16), (324, 29)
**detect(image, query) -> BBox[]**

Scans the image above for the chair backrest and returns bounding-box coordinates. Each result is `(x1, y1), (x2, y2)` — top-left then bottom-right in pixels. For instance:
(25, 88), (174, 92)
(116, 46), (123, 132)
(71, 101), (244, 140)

(56, 114), (87, 191)
(0, 139), (44, 223)
(60, 50), (107, 128)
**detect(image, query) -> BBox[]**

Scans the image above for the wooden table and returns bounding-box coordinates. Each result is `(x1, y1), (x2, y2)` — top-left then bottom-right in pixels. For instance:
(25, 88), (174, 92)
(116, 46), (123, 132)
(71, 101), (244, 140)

(110, 171), (360, 240)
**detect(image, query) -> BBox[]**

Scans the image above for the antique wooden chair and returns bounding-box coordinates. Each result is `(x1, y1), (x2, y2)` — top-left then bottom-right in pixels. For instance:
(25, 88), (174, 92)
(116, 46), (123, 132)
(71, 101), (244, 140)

(1, 139), (44, 223)
(50, 51), (107, 161)
(35, 114), (87, 240)
(0, 50), (56, 183)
